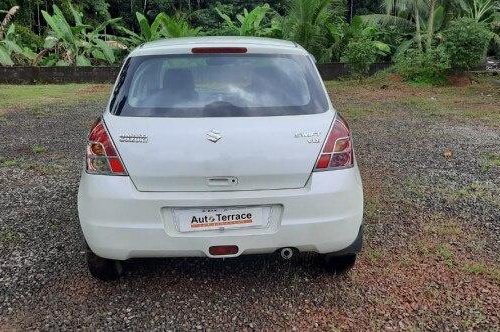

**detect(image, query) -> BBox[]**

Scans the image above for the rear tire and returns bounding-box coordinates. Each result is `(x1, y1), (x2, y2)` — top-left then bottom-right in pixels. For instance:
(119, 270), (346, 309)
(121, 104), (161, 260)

(86, 247), (123, 281)
(323, 254), (356, 274)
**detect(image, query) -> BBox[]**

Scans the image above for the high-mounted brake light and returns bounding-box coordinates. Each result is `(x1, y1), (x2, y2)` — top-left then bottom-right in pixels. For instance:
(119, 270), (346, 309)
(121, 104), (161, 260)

(191, 47), (247, 54)
(86, 119), (127, 175)
(314, 114), (354, 171)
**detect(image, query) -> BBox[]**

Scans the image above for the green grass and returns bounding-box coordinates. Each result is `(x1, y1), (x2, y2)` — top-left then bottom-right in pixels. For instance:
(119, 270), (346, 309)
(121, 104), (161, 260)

(401, 176), (427, 202)
(404, 96), (500, 123)
(0, 158), (20, 167)
(340, 106), (374, 120)
(424, 219), (464, 238)
(0, 157), (63, 175)
(364, 198), (382, 221)
(0, 229), (20, 246)
(463, 262), (500, 281)
(480, 152), (500, 171)
(365, 248), (383, 262)
(31, 144), (48, 154)
(0, 84), (110, 114)
(436, 244), (455, 266)
(401, 175), (500, 213)
(26, 163), (64, 175)
(452, 182), (499, 206)
(29, 107), (52, 118)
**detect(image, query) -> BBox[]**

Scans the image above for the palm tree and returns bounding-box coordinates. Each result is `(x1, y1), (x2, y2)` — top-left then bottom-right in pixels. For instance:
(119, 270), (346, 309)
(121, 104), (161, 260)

(361, 0), (448, 52)
(282, 0), (335, 59)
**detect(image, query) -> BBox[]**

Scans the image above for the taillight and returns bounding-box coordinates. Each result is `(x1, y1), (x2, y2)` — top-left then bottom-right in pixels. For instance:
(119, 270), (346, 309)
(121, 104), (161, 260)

(314, 114), (354, 171)
(86, 119), (127, 175)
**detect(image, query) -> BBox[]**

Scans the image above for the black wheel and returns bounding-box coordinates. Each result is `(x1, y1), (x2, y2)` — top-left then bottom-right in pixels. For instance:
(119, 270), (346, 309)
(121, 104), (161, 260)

(86, 248), (123, 281)
(322, 254), (357, 274)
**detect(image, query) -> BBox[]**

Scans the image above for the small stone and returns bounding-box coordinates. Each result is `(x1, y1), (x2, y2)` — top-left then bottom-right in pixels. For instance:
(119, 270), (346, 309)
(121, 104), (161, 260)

(443, 149), (454, 159)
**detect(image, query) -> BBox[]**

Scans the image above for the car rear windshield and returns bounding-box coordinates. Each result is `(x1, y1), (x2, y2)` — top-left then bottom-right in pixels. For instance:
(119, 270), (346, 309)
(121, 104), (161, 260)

(109, 54), (329, 117)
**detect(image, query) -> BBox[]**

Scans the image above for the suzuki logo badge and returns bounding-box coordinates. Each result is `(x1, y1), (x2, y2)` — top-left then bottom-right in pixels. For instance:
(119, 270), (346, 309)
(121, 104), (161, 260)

(206, 129), (222, 143)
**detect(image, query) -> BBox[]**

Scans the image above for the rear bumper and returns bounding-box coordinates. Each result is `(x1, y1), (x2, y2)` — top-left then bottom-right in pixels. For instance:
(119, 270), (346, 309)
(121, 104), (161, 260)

(78, 168), (363, 260)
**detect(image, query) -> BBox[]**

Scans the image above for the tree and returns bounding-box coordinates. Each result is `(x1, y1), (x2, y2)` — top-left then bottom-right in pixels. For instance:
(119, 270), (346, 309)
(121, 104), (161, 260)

(444, 17), (493, 70)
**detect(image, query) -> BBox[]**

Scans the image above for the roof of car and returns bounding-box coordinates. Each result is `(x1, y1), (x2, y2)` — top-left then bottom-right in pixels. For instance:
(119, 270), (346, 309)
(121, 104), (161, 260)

(129, 36), (307, 57)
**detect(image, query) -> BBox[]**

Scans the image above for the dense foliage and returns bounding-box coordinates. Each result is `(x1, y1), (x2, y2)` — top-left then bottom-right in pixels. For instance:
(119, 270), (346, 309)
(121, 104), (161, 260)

(38, 4), (123, 66)
(444, 17), (492, 70)
(0, 6), (35, 65)
(0, 0), (499, 84)
(395, 46), (450, 85)
(343, 38), (378, 76)
(361, 0), (499, 82)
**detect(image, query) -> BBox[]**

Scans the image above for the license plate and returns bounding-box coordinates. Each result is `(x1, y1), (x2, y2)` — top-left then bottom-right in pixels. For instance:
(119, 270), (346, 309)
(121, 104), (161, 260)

(173, 206), (264, 232)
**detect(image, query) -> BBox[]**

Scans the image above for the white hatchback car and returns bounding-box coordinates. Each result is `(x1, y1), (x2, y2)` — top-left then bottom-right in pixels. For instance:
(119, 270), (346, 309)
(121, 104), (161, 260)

(78, 37), (363, 280)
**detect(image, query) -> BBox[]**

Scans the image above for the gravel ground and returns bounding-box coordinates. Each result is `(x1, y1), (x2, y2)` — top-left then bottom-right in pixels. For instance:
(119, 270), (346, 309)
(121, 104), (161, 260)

(0, 79), (499, 330)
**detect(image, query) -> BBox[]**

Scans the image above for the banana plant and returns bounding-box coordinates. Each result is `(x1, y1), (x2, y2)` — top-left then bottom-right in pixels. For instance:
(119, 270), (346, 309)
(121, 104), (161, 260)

(0, 6), (35, 66)
(0, 5), (19, 40)
(460, 0), (500, 50)
(348, 16), (392, 56)
(323, 18), (348, 61)
(115, 12), (168, 45)
(40, 4), (124, 66)
(216, 4), (279, 37)
(162, 14), (202, 38)
(0, 24), (36, 66)
(456, 0), (500, 53)
(116, 12), (200, 47)
(458, 0), (500, 23)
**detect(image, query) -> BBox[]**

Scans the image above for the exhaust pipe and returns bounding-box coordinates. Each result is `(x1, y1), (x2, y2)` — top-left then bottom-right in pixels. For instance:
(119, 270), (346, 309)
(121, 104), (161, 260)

(279, 247), (294, 260)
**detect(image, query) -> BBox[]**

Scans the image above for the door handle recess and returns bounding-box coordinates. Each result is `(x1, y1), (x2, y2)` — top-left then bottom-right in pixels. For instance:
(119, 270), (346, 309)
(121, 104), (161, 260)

(206, 177), (238, 186)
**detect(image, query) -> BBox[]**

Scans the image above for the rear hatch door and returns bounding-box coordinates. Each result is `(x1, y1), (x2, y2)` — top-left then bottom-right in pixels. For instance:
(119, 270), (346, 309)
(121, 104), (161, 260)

(104, 111), (333, 192)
